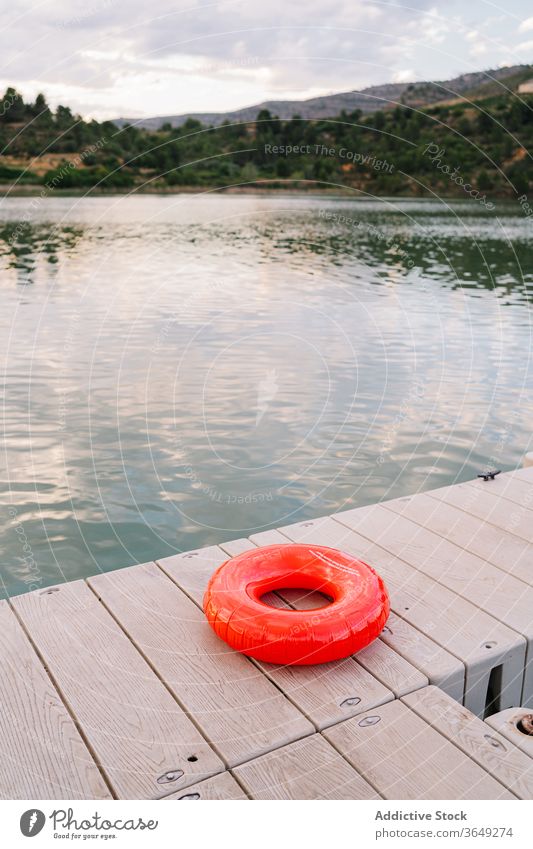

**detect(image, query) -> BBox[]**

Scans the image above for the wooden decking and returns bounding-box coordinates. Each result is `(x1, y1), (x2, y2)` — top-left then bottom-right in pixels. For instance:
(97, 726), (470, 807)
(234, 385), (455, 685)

(1, 468), (532, 799)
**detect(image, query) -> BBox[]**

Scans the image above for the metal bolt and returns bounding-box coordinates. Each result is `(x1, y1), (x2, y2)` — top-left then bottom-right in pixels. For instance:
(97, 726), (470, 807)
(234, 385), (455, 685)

(358, 715), (381, 727)
(157, 769), (185, 784)
(341, 697), (361, 708)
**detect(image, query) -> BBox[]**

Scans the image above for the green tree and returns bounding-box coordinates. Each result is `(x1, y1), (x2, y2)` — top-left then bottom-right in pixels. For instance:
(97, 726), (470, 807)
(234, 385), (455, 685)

(0, 87), (24, 122)
(477, 169), (492, 190)
(372, 111), (386, 131)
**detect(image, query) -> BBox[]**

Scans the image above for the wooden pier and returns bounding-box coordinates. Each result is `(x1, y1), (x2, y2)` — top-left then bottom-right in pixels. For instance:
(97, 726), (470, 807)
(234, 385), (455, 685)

(1, 468), (532, 799)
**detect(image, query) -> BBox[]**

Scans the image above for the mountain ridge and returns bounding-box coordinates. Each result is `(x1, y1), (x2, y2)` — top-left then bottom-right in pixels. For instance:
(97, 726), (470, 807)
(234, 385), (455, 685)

(114, 64), (532, 129)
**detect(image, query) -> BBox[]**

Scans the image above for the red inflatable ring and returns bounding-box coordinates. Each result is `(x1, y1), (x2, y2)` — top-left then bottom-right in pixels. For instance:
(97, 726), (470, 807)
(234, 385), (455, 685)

(203, 543), (390, 665)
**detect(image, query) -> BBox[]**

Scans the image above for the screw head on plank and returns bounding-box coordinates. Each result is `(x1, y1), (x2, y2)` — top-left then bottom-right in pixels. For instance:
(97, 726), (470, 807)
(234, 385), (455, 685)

(157, 769), (185, 784)
(341, 697), (362, 707)
(358, 715), (381, 727)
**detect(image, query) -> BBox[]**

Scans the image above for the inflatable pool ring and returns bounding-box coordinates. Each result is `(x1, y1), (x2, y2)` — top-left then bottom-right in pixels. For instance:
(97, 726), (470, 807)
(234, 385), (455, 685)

(203, 543), (390, 665)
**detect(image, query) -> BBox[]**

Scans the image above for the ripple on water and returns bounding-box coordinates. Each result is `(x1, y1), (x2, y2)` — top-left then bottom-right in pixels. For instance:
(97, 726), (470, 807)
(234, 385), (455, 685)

(0, 195), (531, 595)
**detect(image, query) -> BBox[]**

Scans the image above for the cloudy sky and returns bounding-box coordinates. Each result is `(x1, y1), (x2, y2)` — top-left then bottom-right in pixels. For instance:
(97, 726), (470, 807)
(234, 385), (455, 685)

(2, 1), (533, 120)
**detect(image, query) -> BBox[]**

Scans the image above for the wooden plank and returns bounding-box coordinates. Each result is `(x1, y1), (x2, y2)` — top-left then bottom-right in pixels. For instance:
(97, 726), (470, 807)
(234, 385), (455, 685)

(484, 709), (533, 758)
(513, 466), (533, 485)
(219, 538), (255, 557)
(163, 771), (247, 800)
(402, 686), (532, 799)
(384, 491), (532, 585)
(158, 541), (286, 611)
(0, 600), (111, 800)
(249, 529), (292, 546)
(233, 733), (381, 800)
(427, 480), (533, 544)
(11, 580), (224, 799)
(333, 503), (533, 707)
(465, 470), (533, 509)
(323, 700), (514, 799)
(279, 515), (525, 716)
(157, 544), (281, 609)
(379, 611), (465, 703)
(89, 562), (313, 768)
(156, 545), (224, 607)
(157, 548), (395, 730)
(351, 636), (428, 698)
(256, 658), (394, 731)
(252, 523), (463, 700)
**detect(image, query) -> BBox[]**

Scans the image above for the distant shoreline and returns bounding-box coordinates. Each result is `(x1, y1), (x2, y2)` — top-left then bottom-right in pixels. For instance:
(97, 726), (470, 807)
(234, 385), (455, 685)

(0, 183), (515, 203)
(0, 182), (355, 198)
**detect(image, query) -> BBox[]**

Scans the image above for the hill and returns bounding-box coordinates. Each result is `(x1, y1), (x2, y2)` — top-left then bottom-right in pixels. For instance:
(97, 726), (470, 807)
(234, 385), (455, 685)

(0, 73), (532, 201)
(113, 65), (533, 129)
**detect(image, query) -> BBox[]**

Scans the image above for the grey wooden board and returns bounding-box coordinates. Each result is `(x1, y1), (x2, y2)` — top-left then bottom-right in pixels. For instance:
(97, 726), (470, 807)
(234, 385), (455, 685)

(379, 611), (464, 703)
(158, 544), (280, 610)
(158, 542), (285, 611)
(251, 525), (463, 700)
(219, 538), (255, 557)
(157, 544), (225, 606)
(89, 562), (313, 768)
(158, 547), (396, 730)
(384, 491), (532, 585)
(349, 634), (428, 698)
(428, 479), (533, 544)
(402, 686), (532, 799)
(259, 660), (394, 731)
(323, 699), (515, 800)
(11, 580), (224, 799)
(163, 771), (248, 800)
(333, 502), (533, 707)
(249, 529), (295, 546)
(464, 471), (533, 509)
(484, 709), (533, 759)
(0, 600), (111, 801)
(514, 466), (533, 485)
(279, 515), (525, 715)
(233, 733), (381, 800)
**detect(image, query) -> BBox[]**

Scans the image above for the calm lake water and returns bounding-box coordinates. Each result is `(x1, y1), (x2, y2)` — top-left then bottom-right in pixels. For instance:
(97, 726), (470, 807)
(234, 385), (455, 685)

(1, 194), (532, 597)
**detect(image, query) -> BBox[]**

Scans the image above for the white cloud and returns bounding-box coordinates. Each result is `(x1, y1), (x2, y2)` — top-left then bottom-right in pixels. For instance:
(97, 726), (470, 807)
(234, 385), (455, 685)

(518, 16), (533, 33)
(0, 0), (529, 119)
(392, 69), (416, 83)
(470, 42), (488, 57)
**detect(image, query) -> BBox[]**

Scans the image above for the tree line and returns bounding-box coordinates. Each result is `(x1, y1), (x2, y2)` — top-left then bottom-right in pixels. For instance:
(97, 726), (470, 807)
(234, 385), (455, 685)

(0, 87), (531, 196)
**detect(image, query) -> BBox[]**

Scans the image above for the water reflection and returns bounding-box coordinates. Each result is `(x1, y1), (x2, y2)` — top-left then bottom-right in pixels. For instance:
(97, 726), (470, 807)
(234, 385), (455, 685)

(0, 221), (83, 282)
(0, 195), (531, 597)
